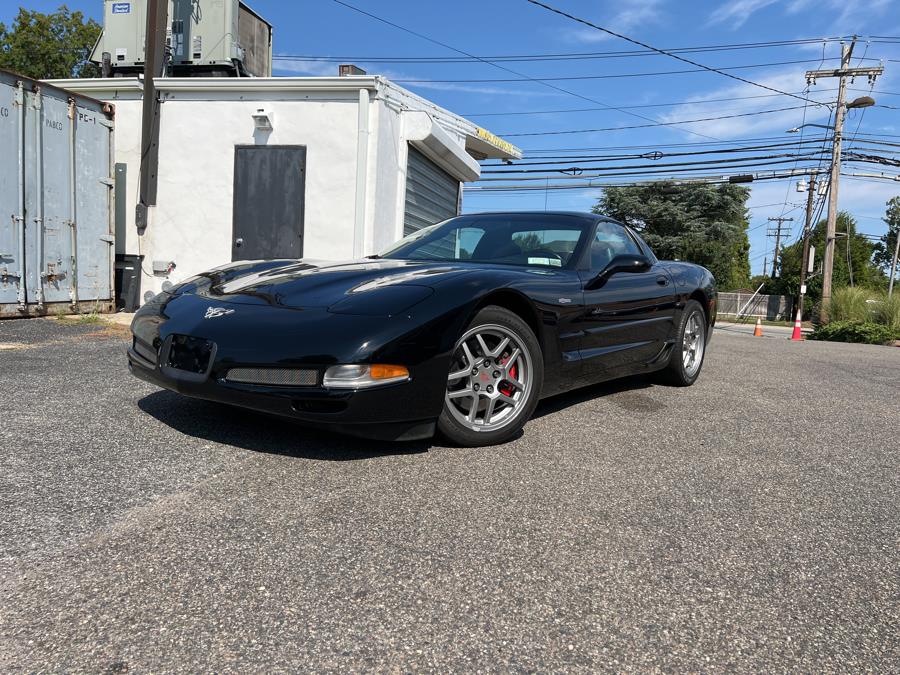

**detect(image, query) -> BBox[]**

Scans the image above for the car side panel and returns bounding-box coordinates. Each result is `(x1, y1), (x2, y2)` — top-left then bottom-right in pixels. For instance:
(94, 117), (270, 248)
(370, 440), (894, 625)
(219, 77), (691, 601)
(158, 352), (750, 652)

(574, 265), (677, 378)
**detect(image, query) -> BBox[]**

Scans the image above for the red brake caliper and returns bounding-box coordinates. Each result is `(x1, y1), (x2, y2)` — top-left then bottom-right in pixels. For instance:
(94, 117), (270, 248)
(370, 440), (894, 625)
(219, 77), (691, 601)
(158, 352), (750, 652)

(499, 353), (516, 397)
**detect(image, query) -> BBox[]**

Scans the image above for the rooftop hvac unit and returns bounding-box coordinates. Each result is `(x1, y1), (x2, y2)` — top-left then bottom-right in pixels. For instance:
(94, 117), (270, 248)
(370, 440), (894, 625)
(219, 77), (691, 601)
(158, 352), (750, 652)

(92, 0), (272, 77)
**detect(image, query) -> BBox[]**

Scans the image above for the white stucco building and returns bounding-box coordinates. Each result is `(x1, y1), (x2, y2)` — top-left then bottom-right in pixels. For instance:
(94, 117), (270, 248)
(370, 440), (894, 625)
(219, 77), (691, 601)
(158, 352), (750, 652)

(46, 75), (520, 303)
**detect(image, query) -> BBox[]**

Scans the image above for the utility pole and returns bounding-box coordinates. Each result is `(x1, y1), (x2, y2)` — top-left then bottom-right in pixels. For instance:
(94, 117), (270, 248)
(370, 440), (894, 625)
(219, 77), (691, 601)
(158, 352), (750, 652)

(805, 41), (884, 319)
(797, 174), (818, 320)
(889, 231), (900, 297)
(767, 217), (793, 279)
(135, 0), (168, 234)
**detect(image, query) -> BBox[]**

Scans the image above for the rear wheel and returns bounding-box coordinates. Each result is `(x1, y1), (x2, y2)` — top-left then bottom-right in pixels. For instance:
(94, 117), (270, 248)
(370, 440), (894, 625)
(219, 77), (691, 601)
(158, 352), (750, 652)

(438, 306), (543, 447)
(660, 299), (707, 386)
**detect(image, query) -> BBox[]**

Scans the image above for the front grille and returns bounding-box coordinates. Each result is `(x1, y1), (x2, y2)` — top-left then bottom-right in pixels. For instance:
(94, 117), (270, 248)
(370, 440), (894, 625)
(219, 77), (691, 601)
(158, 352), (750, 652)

(167, 335), (215, 374)
(226, 367), (318, 387)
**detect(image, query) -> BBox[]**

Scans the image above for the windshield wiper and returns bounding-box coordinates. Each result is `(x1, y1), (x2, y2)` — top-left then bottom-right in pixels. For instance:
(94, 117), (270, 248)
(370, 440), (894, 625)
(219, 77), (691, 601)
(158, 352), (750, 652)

(365, 254), (382, 259)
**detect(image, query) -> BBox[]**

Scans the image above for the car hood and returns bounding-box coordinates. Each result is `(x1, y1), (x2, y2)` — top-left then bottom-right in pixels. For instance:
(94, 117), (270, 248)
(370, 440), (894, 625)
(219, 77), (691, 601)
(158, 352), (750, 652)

(172, 258), (476, 309)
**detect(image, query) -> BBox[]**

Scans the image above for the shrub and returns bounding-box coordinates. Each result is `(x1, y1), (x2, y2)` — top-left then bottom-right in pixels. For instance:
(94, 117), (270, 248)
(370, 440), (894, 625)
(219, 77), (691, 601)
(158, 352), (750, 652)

(870, 293), (900, 332)
(828, 287), (875, 323)
(808, 320), (899, 345)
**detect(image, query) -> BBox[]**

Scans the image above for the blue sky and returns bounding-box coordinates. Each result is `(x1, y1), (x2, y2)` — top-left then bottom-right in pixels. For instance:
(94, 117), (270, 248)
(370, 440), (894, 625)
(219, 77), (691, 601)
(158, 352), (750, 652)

(6, 0), (900, 274)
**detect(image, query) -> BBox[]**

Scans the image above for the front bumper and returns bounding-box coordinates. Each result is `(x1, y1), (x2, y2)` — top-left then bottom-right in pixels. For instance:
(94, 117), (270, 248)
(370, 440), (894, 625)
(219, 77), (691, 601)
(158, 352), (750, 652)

(128, 348), (436, 441)
(126, 294), (452, 441)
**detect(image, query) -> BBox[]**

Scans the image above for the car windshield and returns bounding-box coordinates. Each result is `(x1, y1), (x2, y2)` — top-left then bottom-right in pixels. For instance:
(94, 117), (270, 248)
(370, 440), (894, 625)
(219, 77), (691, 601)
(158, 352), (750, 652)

(377, 215), (590, 269)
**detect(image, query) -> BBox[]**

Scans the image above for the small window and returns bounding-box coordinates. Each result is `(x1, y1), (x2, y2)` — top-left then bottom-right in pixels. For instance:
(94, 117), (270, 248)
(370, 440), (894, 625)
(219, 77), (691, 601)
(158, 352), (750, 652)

(590, 221), (641, 271)
(406, 226), (486, 261)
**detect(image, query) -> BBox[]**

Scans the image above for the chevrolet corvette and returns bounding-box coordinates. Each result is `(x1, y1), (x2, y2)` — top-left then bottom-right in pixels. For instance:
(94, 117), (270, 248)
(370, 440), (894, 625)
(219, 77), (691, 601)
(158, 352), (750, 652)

(129, 212), (716, 446)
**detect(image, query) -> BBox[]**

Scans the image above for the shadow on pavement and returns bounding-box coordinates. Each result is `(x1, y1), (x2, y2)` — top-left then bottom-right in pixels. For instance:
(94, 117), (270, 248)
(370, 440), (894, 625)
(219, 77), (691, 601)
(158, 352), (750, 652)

(533, 374), (656, 419)
(139, 373), (663, 457)
(137, 390), (432, 460)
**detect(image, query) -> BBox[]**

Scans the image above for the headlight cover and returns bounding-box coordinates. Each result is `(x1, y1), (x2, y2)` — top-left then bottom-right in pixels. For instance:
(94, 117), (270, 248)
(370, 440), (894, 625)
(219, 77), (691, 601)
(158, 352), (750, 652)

(323, 364), (410, 389)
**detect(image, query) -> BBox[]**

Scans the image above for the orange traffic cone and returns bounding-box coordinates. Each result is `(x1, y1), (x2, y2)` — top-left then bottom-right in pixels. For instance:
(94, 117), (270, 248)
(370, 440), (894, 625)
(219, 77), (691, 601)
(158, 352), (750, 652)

(753, 318), (763, 337)
(790, 311), (803, 341)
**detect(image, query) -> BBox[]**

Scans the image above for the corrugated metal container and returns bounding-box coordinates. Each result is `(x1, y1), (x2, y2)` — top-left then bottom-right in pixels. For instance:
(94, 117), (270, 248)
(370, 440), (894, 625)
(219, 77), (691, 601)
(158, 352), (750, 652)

(0, 68), (115, 317)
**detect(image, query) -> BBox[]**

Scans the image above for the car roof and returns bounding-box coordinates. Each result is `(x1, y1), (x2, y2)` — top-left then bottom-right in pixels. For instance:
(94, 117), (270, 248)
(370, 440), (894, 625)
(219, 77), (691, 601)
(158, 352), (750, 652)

(460, 210), (621, 222)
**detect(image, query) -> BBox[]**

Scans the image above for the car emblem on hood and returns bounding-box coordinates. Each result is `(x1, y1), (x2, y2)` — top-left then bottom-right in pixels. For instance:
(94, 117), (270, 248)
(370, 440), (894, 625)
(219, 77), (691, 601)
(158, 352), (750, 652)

(204, 306), (235, 319)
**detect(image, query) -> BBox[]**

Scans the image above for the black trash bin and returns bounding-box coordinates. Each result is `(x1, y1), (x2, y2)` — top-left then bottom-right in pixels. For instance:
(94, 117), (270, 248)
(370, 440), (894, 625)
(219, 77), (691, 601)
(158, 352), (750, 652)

(115, 254), (143, 312)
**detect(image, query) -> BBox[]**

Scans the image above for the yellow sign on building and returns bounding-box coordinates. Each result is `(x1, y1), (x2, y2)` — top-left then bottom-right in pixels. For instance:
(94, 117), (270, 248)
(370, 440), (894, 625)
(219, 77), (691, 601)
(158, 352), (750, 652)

(475, 127), (522, 158)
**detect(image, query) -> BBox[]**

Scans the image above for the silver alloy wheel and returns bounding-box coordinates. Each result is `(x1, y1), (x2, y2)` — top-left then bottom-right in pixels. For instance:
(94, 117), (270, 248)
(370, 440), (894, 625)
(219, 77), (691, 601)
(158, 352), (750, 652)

(682, 310), (706, 377)
(445, 323), (534, 432)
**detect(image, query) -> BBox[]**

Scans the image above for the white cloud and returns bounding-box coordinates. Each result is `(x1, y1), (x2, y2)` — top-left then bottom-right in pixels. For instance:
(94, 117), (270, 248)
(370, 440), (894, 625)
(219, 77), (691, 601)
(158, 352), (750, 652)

(788, 0), (893, 31)
(659, 67), (834, 139)
(706, 0), (894, 33)
(707, 0), (779, 29)
(566, 0), (665, 43)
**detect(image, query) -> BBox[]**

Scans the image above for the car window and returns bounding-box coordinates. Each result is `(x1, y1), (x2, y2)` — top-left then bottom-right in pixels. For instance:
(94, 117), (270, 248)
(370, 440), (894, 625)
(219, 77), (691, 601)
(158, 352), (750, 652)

(379, 216), (590, 269)
(405, 227), (486, 261)
(591, 221), (642, 271)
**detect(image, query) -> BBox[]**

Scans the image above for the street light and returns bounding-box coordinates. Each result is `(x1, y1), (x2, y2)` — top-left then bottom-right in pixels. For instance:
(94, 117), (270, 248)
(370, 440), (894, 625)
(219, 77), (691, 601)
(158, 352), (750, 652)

(785, 97), (876, 133)
(786, 123), (832, 133)
(783, 94), (877, 319)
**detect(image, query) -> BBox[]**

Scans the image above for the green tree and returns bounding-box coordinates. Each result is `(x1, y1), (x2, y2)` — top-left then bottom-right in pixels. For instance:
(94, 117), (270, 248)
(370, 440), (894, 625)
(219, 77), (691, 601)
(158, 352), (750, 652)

(593, 182), (752, 290)
(771, 211), (885, 306)
(873, 196), (900, 275)
(0, 6), (101, 80)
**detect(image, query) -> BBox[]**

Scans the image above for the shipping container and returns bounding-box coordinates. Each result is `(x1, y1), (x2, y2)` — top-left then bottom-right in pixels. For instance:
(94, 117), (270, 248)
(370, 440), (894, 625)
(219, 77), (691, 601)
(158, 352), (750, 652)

(0, 68), (115, 318)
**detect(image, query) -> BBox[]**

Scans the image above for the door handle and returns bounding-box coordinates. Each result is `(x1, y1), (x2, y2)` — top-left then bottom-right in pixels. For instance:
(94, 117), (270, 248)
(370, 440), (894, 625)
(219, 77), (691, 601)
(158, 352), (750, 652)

(656, 276), (669, 286)
(235, 238), (243, 247)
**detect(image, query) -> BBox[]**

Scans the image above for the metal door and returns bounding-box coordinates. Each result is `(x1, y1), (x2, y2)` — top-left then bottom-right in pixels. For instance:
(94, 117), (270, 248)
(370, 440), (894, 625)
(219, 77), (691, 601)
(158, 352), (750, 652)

(232, 145), (305, 261)
(403, 146), (460, 236)
(74, 101), (114, 301)
(0, 79), (23, 306)
(23, 87), (74, 305)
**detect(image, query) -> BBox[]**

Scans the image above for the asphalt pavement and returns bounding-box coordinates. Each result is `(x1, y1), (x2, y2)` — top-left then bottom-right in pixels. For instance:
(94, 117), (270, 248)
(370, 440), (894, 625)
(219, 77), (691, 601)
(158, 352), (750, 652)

(1, 318), (898, 672)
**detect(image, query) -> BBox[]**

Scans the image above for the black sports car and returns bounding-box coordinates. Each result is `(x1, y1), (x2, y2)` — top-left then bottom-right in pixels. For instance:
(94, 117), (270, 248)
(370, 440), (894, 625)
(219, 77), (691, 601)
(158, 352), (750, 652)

(129, 212), (716, 446)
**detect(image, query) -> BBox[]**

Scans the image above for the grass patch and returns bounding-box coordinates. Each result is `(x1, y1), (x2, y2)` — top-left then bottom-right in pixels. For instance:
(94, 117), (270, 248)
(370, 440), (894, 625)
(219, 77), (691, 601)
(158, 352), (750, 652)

(55, 312), (104, 325)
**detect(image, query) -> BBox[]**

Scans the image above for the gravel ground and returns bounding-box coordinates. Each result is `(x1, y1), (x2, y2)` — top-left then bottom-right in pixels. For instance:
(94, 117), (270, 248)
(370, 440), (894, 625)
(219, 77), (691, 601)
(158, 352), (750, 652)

(0, 318), (898, 672)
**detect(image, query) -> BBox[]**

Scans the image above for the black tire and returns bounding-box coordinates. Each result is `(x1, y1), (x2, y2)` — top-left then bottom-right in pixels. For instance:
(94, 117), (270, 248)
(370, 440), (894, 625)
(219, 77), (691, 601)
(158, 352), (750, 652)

(659, 299), (708, 386)
(438, 306), (543, 447)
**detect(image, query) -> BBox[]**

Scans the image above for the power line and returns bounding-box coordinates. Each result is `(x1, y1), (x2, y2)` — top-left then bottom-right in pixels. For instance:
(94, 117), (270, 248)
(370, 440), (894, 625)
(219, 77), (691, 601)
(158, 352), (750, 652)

(497, 105), (810, 137)
(518, 132), (900, 154)
(272, 37), (870, 64)
(524, 0), (830, 108)
(481, 150), (829, 175)
(481, 138), (837, 167)
(394, 59), (843, 84)
(475, 157), (831, 183)
(477, 159), (830, 181)
(329, 0), (723, 141)
(517, 134), (830, 153)
(462, 90), (839, 117)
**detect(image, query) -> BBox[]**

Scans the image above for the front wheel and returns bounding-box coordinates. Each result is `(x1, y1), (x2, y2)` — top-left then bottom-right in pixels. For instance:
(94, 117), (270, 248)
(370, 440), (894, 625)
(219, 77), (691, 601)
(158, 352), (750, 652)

(660, 299), (708, 386)
(438, 306), (543, 447)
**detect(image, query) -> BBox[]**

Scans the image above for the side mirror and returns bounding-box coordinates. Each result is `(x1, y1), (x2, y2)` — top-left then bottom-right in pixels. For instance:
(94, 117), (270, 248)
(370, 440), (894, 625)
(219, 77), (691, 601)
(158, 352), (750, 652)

(586, 253), (651, 289)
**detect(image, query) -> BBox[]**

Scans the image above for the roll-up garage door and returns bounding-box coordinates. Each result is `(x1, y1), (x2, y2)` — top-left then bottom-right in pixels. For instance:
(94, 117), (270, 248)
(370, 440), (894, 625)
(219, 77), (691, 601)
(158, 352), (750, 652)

(403, 146), (460, 236)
